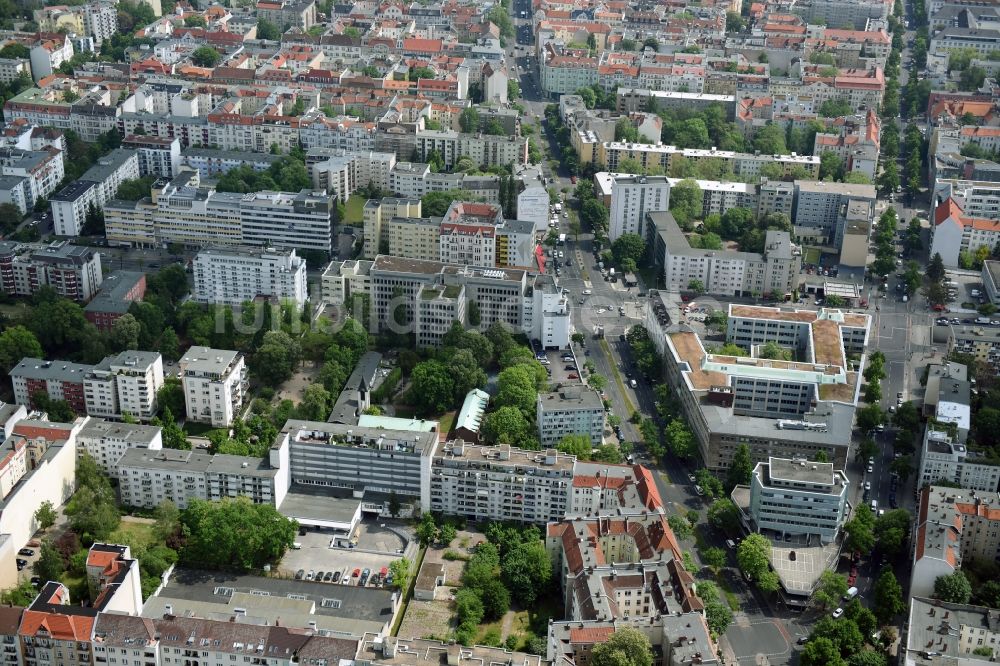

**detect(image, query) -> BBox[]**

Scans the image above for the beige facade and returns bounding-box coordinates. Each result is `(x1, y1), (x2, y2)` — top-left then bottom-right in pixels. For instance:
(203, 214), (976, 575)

(362, 197), (422, 257)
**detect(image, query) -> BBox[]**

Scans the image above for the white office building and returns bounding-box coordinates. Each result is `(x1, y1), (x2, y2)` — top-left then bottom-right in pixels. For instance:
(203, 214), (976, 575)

(608, 174), (671, 240)
(77, 418), (163, 476)
(83, 351), (165, 421)
(918, 425), (1000, 492)
(180, 347), (247, 427)
(536, 385), (606, 448)
(193, 247), (309, 308)
(747, 457), (849, 544)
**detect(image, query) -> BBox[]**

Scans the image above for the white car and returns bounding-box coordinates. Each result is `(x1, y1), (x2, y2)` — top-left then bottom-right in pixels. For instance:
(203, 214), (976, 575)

(864, 481), (871, 491)
(832, 608), (844, 619)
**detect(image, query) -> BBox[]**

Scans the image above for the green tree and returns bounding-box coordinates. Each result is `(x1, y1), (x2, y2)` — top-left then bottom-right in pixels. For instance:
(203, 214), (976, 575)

(191, 46), (222, 67)
(819, 150), (845, 180)
(844, 504), (876, 553)
(707, 498), (740, 533)
(557, 434), (593, 459)
(873, 567), (906, 625)
(695, 468), (724, 499)
(590, 628), (653, 666)
(111, 313), (141, 351)
(389, 557), (411, 590)
(736, 533), (771, 582)
(152, 500), (181, 543)
(801, 638), (846, 666)
(33, 540), (64, 583)
(664, 418), (696, 459)
(252, 330), (301, 384)
(612, 233), (646, 265)
(179, 497), (297, 571)
(416, 512), (437, 546)
(701, 546), (727, 570)
(482, 406), (532, 447)
(726, 443), (752, 490)
(459, 107), (480, 133)
(34, 501), (57, 530)
(0, 325), (43, 373)
(438, 523), (457, 546)
(812, 570), (849, 610)
(500, 540), (551, 606)
(818, 99), (854, 117)
(934, 571), (972, 603)
(928, 252), (946, 282)
(256, 18), (280, 39)
(752, 123), (787, 154)
(669, 179), (702, 228)
(857, 404), (884, 432)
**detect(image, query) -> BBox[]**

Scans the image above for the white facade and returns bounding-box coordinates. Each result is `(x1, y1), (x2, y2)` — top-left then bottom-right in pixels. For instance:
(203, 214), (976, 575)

(517, 186), (550, 232)
(536, 385), (606, 448)
(526, 279), (571, 349)
(609, 175), (671, 241)
(51, 181), (96, 237)
(193, 247), (309, 308)
(748, 457), (849, 544)
(180, 347), (247, 427)
(83, 351), (165, 421)
(918, 426), (1000, 492)
(77, 419), (163, 477)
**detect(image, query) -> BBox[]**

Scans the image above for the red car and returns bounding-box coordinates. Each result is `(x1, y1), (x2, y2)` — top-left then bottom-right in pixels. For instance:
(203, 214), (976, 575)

(570, 176), (577, 184)
(568, 373), (579, 379)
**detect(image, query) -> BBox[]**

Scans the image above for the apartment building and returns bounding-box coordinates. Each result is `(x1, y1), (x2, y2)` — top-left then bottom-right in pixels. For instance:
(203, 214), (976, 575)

(180, 347), (247, 427)
(431, 440), (575, 523)
(279, 420), (437, 510)
(10, 358), (91, 413)
(122, 135), (181, 178)
(306, 148), (396, 200)
(903, 597), (1000, 665)
(28, 34), (74, 81)
(524, 274), (571, 349)
(256, 0), (317, 30)
(930, 26), (1000, 56)
(0, 147), (64, 208)
(90, 614), (358, 666)
(812, 110), (881, 181)
(362, 197), (423, 257)
(117, 448), (281, 509)
(0, 418), (81, 587)
(747, 457), (849, 543)
(597, 142), (820, 179)
(793, 180), (877, 247)
(413, 129), (528, 171)
(105, 171), (335, 254)
(662, 304), (869, 470)
(51, 148), (141, 236)
(0, 240), (103, 302)
(919, 425), (1000, 492)
(192, 247), (308, 308)
(931, 197), (1000, 268)
(83, 271), (146, 332)
(83, 351), (164, 422)
(912, 485), (1000, 598)
(536, 385), (606, 448)
(181, 147), (282, 178)
(77, 418), (163, 476)
(649, 212), (801, 298)
(607, 174), (671, 241)
(594, 172), (758, 217)
(948, 324), (1000, 374)
(792, 0), (889, 28)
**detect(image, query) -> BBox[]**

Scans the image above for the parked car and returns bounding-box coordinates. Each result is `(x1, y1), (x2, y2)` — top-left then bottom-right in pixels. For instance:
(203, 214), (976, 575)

(332, 571), (341, 583)
(18, 548), (33, 557)
(568, 373), (579, 379)
(295, 569), (305, 580)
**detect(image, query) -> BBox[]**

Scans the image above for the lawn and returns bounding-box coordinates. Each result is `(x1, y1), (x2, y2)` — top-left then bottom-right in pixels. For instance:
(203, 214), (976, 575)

(438, 411), (456, 436)
(107, 519), (157, 552)
(804, 247), (822, 265)
(183, 421), (225, 437)
(342, 195), (366, 227)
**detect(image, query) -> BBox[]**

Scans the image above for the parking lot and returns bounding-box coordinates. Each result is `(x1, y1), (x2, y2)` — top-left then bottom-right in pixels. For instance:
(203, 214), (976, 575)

(278, 519), (414, 586)
(542, 348), (580, 384)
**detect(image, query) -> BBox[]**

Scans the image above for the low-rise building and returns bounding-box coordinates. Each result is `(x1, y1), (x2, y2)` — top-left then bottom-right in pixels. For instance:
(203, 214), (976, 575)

(597, 142), (820, 179)
(83, 271), (146, 332)
(948, 324), (1000, 374)
(536, 384), (605, 448)
(931, 197), (1000, 268)
(180, 347), (247, 427)
(903, 597), (1000, 666)
(918, 425), (1000, 492)
(192, 247), (308, 308)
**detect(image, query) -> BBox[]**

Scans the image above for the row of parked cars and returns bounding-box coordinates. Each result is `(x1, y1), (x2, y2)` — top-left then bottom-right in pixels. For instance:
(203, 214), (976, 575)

(294, 566), (391, 588)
